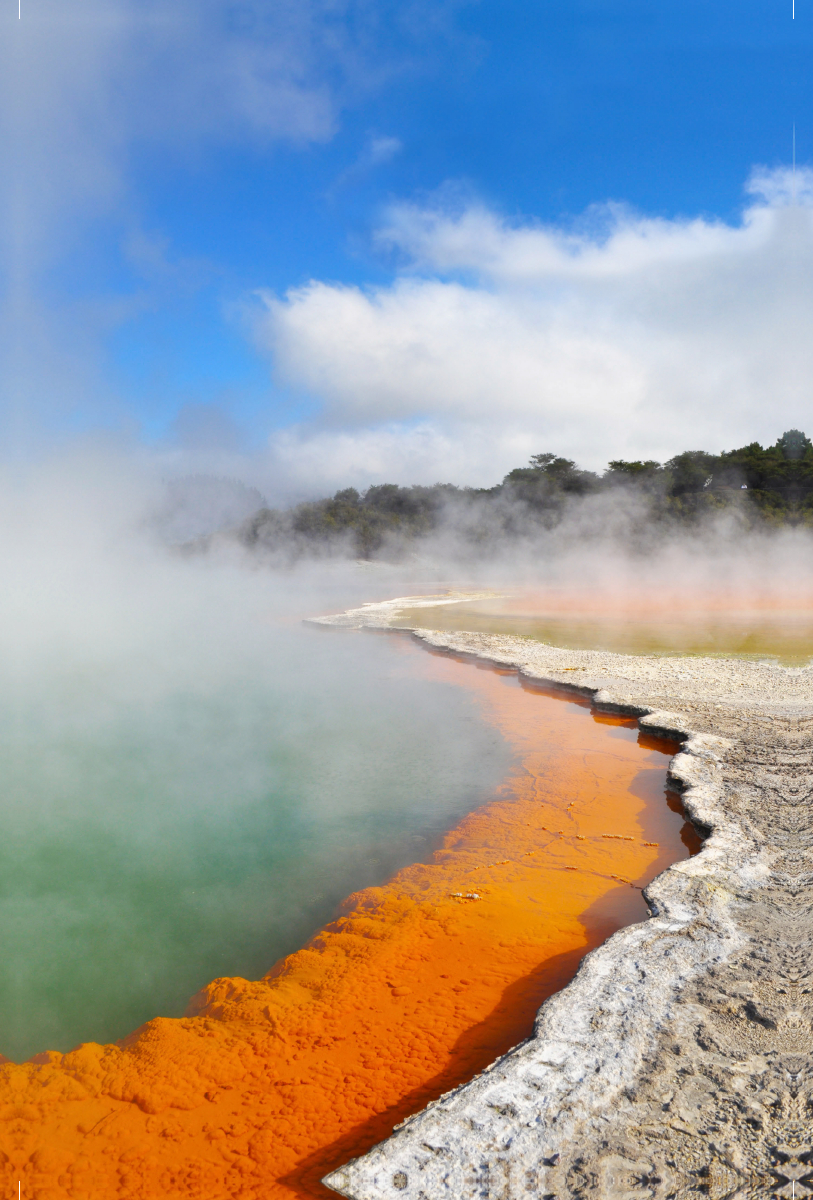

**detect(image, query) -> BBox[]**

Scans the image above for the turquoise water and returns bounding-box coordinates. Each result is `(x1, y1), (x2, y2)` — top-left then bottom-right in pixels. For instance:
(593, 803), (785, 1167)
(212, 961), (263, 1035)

(0, 615), (511, 1062)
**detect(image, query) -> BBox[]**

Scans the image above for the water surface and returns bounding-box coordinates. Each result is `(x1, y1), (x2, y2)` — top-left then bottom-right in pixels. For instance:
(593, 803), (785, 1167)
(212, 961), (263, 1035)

(0, 625), (511, 1060)
(394, 594), (813, 664)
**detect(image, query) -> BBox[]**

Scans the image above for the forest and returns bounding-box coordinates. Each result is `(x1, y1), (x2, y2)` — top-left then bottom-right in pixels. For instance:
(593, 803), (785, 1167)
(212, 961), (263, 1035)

(228, 429), (813, 560)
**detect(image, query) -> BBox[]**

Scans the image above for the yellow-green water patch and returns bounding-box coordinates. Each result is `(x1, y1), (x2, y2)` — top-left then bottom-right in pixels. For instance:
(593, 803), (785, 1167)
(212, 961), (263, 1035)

(391, 600), (813, 665)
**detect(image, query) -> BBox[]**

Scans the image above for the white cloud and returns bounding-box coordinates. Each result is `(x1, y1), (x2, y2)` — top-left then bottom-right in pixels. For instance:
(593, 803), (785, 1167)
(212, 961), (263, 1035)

(256, 168), (813, 487)
(367, 136), (403, 166)
(0, 0), (462, 254)
(0, 3), (332, 283)
(0, 0), (458, 448)
(263, 421), (535, 499)
(0, 0), (357, 444)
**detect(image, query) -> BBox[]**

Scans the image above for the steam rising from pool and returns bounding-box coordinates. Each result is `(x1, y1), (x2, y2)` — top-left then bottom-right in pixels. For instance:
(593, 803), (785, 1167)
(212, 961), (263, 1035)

(7, 443), (813, 1062)
(0, 451), (511, 1061)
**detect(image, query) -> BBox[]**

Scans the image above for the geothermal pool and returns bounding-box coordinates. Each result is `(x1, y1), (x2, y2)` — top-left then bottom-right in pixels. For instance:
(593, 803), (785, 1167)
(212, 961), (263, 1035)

(392, 591), (813, 663)
(0, 598), (704, 1199)
(0, 624), (512, 1061)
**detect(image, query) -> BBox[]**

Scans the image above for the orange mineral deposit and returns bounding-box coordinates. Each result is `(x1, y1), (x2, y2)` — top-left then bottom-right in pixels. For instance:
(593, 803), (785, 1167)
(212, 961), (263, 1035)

(0, 635), (697, 1199)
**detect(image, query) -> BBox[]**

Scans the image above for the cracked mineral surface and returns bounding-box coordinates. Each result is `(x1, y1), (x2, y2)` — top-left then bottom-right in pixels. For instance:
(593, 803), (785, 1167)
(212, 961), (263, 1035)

(315, 595), (813, 1200)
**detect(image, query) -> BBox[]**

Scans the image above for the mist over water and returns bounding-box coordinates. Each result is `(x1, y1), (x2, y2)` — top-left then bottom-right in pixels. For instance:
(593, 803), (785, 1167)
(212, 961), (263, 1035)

(0, 452), (514, 1061)
(0, 622), (510, 1062)
(6, 444), (813, 1062)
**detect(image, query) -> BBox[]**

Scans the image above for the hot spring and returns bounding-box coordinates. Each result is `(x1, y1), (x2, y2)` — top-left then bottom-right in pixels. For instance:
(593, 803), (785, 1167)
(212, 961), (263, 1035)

(0, 552), (717, 1065)
(0, 456), (719, 1193)
(0, 607), (518, 1062)
(391, 587), (813, 664)
(0, 478), (713, 1194)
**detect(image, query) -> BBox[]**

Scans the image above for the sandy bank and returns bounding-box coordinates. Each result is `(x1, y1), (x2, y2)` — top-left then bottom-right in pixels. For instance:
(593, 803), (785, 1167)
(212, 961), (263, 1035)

(316, 595), (813, 1199)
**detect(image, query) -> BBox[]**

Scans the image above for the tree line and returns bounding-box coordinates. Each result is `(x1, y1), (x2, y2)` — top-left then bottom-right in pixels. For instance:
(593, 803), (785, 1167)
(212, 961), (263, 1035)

(231, 429), (813, 559)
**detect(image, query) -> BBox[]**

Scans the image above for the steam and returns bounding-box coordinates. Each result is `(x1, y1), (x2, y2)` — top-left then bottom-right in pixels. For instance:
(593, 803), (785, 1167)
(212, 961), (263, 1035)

(6, 0), (813, 1078)
(0, 447), (511, 1061)
(0, 0), (460, 447)
(2, 434), (812, 1065)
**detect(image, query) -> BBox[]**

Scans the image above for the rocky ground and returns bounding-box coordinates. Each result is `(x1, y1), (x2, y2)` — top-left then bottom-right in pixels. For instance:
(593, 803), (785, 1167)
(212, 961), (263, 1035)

(314, 596), (813, 1200)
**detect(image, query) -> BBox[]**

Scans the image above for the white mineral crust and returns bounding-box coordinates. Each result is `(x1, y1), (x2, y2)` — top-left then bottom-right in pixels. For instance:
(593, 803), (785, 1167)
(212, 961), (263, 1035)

(311, 596), (813, 1199)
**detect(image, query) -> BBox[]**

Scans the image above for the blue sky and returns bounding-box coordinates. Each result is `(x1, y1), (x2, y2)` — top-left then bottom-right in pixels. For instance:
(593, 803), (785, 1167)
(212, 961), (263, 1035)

(3, 0), (813, 496)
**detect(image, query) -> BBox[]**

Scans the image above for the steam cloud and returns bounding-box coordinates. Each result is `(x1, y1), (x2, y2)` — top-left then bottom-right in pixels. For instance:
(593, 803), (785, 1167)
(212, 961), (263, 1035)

(0, 430), (811, 1065)
(0, 447), (512, 1061)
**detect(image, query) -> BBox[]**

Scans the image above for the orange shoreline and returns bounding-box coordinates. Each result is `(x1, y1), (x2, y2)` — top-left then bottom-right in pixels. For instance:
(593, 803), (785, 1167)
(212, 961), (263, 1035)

(0, 638), (694, 1198)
